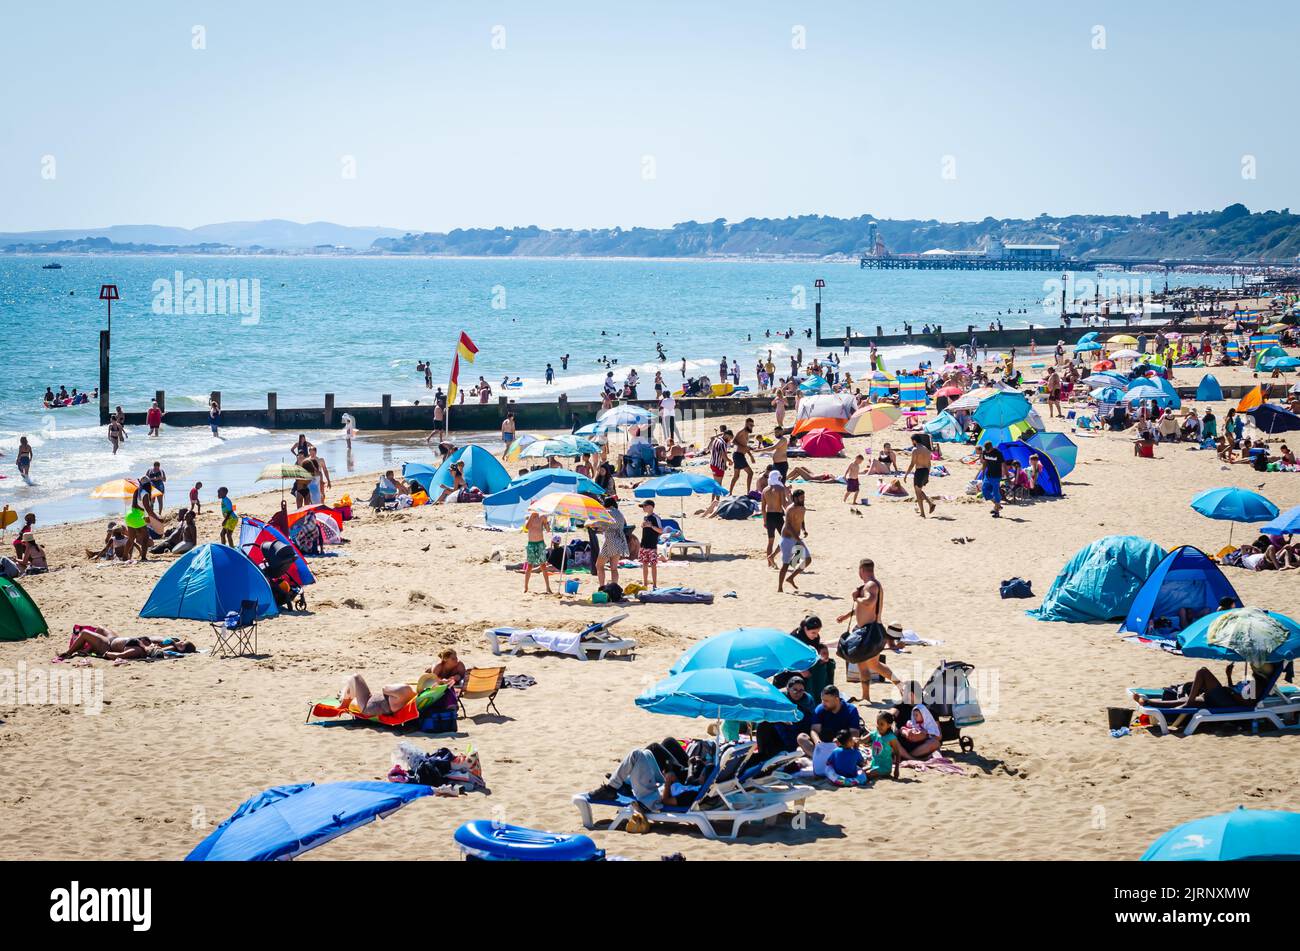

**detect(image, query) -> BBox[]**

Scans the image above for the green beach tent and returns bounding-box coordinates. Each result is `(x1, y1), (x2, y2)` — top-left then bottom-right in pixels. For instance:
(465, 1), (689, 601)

(0, 577), (49, 641)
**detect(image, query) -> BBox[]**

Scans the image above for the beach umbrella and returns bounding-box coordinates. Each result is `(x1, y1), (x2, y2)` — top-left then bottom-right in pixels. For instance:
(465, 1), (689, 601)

(1125, 384), (1173, 406)
(1177, 608), (1300, 665)
(1079, 331), (1099, 342)
(186, 781), (431, 861)
(1110, 349), (1141, 361)
(922, 410), (964, 443)
(1092, 359), (1115, 371)
(1142, 807), (1300, 861)
(1254, 346), (1287, 369)
(528, 492), (614, 526)
(1084, 371), (1129, 389)
(1024, 432), (1078, 478)
(1073, 341), (1103, 353)
(844, 403), (901, 436)
(572, 422), (601, 437)
(976, 420), (1032, 447)
(519, 437), (590, 459)
(258, 463), (311, 482)
(635, 668), (800, 727)
(1249, 403), (1300, 434)
(1107, 334), (1138, 347)
(1263, 356), (1300, 373)
(1259, 504), (1300, 536)
(791, 415), (847, 438)
(670, 627), (816, 679)
(1191, 487), (1279, 545)
(89, 478), (161, 500)
(1094, 386), (1127, 404)
(633, 472), (725, 499)
(596, 404), (654, 429)
(503, 433), (539, 461)
(507, 468), (604, 495)
(934, 385), (965, 399)
(972, 391), (1031, 429)
(801, 429), (845, 457)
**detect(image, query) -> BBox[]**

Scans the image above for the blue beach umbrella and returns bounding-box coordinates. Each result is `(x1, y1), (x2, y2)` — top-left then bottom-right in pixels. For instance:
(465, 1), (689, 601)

(1073, 341), (1103, 353)
(633, 471), (725, 499)
(186, 781), (430, 861)
(670, 627), (817, 678)
(635, 668), (800, 723)
(1190, 487), (1278, 523)
(1177, 608), (1300, 664)
(1085, 371), (1129, 389)
(1024, 431), (1078, 478)
(972, 391), (1031, 429)
(1129, 374), (1181, 409)
(1260, 504), (1300, 536)
(1141, 807), (1300, 861)
(1094, 386), (1126, 404)
(598, 403), (654, 425)
(798, 375), (829, 394)
(1263, 356), (1300, 372)
(1079, 332), (1099, 343)
(1125, 384), (1173, 406)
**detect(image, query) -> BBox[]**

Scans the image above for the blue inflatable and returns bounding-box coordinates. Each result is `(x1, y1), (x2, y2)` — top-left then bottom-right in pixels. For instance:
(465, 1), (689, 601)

(1117, 546), (1241, 638)
(140, 543), (278, 621)
(1027, 535), (1168, 623)
(453, 821), (604, 861)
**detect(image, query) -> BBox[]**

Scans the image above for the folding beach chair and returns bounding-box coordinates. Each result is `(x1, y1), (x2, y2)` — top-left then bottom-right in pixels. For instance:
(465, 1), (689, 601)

(210, 599), (259, 658)
(458, 666), (505, 717)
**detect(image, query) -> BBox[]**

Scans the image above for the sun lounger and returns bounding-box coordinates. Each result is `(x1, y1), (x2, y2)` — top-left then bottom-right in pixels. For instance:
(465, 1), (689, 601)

(1129, 668), (1300, 736)
(459, 666), (506, 717)
(659, 518), (711, 560)
(571, 741), (814, 840)
(483, 614), (636, 661)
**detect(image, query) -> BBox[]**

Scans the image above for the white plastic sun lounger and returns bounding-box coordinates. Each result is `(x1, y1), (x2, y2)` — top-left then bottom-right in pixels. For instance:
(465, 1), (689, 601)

(484, 614), (636, 661)
(1128, 670), (1300, 736)
(572, 742), (813, 840)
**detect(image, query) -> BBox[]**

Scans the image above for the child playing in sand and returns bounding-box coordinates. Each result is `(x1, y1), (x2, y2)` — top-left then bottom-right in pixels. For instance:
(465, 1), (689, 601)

(523, 510), (553, 594)
(843, 454), (863, 505)
(824, 729), (868, 787)
(189, 481), (203, 515)
(866, 711), (909, 779)
(218, 487), (236, 546)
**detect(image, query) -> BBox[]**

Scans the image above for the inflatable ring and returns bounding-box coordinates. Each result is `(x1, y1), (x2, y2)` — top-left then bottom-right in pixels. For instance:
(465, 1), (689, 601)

(453, 820), (604, 861)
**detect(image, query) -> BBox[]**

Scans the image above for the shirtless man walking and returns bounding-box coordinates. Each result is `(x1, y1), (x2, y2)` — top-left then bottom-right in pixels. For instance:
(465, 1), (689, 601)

(728, 417), (757, 494)
(765, 425), (790, 482)
(778, 489), (811, 592)
(761, 470), (791, 567)
(835, 558), (900, 702)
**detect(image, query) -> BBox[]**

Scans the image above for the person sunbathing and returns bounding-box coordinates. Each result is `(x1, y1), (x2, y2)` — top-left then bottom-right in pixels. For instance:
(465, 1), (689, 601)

(867, 443), (897, 475)
(1131, 664), (1275, 712)
(59, 626), (194, 661)
(336, 674), (417, 718)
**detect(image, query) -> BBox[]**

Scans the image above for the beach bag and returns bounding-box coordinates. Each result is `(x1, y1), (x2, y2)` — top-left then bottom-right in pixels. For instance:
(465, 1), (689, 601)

(598, 582), (624, 603)
(837, 623), (884, 664)
(999, 577), (1033, 599)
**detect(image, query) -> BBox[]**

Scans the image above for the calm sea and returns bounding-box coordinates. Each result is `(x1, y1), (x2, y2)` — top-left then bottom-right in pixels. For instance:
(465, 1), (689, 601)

(0, 254), (1230, 523)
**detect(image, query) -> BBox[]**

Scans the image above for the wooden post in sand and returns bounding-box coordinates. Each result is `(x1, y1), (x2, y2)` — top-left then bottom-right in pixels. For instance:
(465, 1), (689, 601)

(267, 392), (278, 429)
(155, 390), (166, 413)
(98, 330), (110, 426)
(558, 392), (568, 428)
(323, 393), (335, 428)
(381, 394), (392, 428)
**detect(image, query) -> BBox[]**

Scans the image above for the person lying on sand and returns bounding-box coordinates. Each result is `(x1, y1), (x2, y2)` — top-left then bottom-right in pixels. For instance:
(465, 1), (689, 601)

(59, 625), (195, 661)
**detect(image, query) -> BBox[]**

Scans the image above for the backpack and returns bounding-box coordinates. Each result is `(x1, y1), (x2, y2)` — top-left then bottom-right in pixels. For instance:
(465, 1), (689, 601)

(598, 582), (624, 603)
(999, 577), (1033, 599)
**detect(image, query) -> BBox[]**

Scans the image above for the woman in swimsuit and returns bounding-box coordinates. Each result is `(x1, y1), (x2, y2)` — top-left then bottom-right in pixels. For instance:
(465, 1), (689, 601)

(905, 434), (936, 518)
(15, 437), (33, 481)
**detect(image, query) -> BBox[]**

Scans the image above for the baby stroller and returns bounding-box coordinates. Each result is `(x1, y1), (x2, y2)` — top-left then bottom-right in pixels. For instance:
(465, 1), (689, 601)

(918, 660), (983, 754)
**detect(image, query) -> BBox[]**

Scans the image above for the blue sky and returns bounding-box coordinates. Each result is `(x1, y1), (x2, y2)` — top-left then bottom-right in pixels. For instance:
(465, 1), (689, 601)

(1, 0), (1295, 231)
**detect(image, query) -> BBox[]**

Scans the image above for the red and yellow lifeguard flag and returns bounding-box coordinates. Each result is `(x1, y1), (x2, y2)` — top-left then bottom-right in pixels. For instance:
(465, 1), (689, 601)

(446, 332), (478, 405)
(1237, 384), (1264, 413)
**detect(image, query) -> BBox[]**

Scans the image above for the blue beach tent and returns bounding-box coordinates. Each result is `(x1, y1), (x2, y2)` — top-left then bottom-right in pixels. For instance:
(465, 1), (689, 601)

(1196, 375), (1223, 402)
(405, 445), (511, 496)
(1117, 546), (1241, 637)
(186, 781), (430, 861)
(482, 470), (605, 529)
(922, 411), (964, 443)
(140, 543), (278, 621)
(1027, 535), (1168, 623)
(997, 441), (1063, 496)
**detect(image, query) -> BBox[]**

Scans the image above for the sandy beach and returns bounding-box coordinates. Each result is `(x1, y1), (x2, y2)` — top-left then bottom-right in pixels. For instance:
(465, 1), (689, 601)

(2, 354), (1298, 862)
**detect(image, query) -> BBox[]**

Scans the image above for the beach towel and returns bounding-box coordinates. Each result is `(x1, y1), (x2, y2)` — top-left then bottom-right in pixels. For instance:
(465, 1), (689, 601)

(494, 626), (583, 659)
(636, 586), (714, 604)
